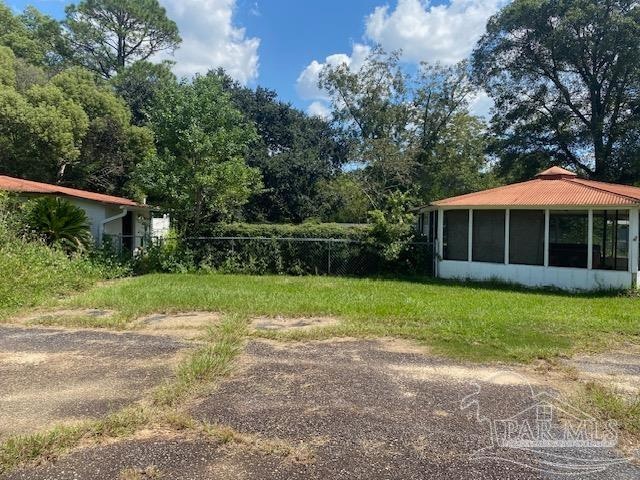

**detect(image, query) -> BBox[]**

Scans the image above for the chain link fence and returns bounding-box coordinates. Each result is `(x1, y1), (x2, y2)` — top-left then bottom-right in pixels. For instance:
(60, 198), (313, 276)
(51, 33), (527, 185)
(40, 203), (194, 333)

(103, 235), (434, 277)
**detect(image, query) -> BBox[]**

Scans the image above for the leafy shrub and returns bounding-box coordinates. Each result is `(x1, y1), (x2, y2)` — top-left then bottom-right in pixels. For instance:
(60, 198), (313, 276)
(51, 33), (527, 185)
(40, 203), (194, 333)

(205, 222), (372, 241)
(22, 197), (92, 253)
(137, 221), (432, 277)
(0, 193), (121, 319)
(134, 229), (196, 274)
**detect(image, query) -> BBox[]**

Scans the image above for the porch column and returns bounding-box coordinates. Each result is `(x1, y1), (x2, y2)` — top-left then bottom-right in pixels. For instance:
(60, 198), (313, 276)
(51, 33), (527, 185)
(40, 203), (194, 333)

(468, 209), (473, 262)
(437, 209), (444, 259)
(504, 209), (510, 265)
(587, 210), (593, 270)
(630, 208), (639, 280)
(544, 209), (550, 267)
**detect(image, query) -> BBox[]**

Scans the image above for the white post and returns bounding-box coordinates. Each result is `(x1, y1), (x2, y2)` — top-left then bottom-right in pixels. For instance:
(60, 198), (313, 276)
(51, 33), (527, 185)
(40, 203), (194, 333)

(630, 208), (639, 280)
(588, 209), (593, 270)
(544, 209), (550, 267)
(437, 209), (444, 259)
(468, 209), (473, 262)
(504, 209), (510, 265)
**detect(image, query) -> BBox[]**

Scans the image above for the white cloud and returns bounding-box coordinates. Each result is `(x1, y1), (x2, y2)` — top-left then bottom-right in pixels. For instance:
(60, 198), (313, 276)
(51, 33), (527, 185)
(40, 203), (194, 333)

(365, 0), (504, 64)
(469, 90), (493, 118)
(296, 43), (371, 101)
(159, 0), (260, 84)
(307, 101), (332, 119)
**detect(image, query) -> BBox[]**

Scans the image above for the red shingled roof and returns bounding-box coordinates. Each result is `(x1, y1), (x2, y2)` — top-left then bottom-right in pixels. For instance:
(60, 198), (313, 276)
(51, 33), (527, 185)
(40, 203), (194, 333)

(0, 175), (145, 207)
(432, 168), (640, 207)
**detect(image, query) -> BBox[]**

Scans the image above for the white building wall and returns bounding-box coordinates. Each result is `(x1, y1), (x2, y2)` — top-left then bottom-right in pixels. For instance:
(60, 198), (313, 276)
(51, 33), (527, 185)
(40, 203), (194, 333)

(67, 198), (109, 241)
(438, 260), (632, 290)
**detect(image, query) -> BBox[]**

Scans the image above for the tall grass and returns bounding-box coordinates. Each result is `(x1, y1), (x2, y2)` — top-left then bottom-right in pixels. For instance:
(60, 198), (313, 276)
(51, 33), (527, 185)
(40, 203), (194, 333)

(64, 273), (640, 362)
(0, 194), (107, 320)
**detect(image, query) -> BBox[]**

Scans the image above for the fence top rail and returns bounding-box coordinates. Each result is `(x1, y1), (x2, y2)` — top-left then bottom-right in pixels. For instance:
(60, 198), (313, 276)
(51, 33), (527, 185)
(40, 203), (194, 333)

(102, 234), (432, 246)
(183, 236), (363, 244)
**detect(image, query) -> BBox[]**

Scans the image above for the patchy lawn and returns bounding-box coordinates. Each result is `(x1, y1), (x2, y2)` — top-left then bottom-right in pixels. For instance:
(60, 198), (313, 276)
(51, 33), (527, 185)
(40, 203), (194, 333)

(44, 273), (640, 362)
(2, 273), (640, 477)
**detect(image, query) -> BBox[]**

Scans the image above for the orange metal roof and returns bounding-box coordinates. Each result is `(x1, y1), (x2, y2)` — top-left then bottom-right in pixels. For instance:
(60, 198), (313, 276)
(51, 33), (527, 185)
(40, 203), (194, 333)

(0, 175), (145, 208)
(432, 168), (640, 207)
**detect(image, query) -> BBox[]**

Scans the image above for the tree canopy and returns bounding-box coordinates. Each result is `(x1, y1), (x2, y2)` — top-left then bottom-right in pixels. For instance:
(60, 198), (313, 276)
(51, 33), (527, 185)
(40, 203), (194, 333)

(217, 71), (348, 222)
(320, 47), (495, 210)
(474, 0), (640, 182)
(63, 0), (181, 78)
(135, 74), (263, 231)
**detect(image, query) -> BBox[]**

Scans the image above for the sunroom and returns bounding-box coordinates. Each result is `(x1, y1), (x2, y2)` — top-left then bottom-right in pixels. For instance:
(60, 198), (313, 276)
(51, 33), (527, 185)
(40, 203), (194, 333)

(418, 167), (640, 291)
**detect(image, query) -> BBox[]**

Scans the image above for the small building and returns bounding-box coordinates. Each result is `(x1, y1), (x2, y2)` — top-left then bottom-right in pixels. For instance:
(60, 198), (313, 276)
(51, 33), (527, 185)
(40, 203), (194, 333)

(0, 174), (151, 251)
(419, 167), (640, 291)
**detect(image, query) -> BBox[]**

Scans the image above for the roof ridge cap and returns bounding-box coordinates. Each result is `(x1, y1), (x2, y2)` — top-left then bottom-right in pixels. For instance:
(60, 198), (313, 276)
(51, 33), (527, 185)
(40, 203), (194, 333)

(565, 178), (640, 203)
(431, 179), (540, 205)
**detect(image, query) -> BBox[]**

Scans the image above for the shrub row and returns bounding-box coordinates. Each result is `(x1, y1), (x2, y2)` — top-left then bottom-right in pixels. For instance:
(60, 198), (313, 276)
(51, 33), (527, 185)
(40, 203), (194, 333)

(202, 222), (373, 241)
(136, 223), (433, 277)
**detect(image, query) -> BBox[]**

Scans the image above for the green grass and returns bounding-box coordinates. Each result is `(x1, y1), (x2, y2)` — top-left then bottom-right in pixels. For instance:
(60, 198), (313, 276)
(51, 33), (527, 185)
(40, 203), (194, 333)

(0, 406), (150, 475)
(154, 314), (247, 406)
(56, 273), (640, 362)
(0, 237), (103, 321)
(577, 383), (640, 438)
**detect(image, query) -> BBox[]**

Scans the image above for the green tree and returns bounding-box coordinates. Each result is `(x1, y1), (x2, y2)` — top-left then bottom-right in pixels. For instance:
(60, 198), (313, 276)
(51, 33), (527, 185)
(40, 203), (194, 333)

(0, 1), (42, 64)
(0, 45), (16, 87)
(316, 174), (370, 223)
(320, 48), (413, 208)
(320, 47), (491, 208)
(419, 113), (496, 201)
(64, 0), (181, 78)
(20, 6), (69, 68)
(367, 190), (416, 261)
(217, 71), (348, 222)
(137, 74), (262, 231)
(48, 67), (155, 195)
(0, 2), (65, 67)
(0, 57), (154, 195)
(473, 0), (640, 182)
(0, 68), (89, 182)
(111, 60), (176, 125)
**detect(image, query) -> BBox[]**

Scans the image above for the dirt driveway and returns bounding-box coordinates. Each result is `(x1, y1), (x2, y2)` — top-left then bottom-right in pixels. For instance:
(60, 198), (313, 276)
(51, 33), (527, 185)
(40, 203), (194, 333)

(6, 338), (639, 480)
(0, 325), (189, 439)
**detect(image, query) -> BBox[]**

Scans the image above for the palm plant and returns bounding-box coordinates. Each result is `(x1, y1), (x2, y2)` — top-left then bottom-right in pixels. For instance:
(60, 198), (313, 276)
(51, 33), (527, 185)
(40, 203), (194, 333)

(25, 197), (92, 253)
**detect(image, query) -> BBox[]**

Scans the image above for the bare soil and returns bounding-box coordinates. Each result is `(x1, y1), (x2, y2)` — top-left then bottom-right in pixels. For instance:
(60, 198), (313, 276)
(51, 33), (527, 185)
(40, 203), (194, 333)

(12, 309), (114, 325)
(134, 312), (221, 339)
(250, 316), (339, 331)
(562, 345), (640, 394)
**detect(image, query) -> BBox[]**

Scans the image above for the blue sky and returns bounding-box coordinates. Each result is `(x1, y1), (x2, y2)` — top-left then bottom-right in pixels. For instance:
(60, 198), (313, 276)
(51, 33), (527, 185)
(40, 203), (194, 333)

(8, 0), (500, 116)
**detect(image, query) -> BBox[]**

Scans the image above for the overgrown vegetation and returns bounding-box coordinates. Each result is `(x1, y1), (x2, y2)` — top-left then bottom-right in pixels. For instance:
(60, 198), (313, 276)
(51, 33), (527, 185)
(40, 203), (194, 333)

(0, 405), (150, 475)
(154, 314), (247, 406)
(0, 194), (107, 320)
(574, 382), (640, 446)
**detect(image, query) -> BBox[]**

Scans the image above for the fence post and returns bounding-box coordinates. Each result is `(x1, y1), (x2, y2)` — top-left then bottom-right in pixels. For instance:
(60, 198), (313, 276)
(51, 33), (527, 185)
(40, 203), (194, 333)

(328, 240), (332, 275)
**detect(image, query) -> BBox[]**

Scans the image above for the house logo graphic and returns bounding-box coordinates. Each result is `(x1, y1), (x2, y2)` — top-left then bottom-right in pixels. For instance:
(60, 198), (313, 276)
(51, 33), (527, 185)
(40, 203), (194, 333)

(461, 372), (636, 475)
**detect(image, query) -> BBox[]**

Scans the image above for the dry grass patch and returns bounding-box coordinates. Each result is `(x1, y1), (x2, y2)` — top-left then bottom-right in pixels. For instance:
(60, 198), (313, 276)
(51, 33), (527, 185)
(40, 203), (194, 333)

(12, 309), (119, 328)
(119, 465), (163, 479)
(133, 312), (221, 340)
